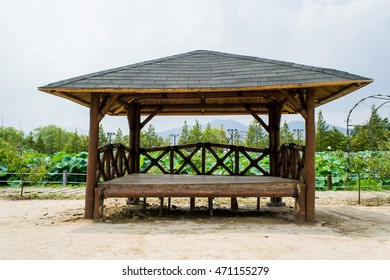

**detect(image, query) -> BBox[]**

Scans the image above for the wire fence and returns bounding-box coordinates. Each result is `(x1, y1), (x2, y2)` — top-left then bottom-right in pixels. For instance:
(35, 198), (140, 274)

(0, 172), (86, 187)
(1, 171), (389, 191)
(316, 173), (390, 191)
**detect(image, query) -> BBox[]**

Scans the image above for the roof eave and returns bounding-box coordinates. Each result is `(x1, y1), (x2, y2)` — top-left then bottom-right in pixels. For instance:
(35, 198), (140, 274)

(38, 79), (373, 95)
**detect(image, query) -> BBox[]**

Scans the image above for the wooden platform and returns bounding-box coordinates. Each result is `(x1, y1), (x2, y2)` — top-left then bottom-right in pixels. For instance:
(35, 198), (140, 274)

(94, 174), (306, 221)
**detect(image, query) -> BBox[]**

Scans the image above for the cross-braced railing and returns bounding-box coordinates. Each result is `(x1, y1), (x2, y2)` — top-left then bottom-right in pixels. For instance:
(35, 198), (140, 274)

(96, 142), (305, 182)
(140, 142), (270, 176)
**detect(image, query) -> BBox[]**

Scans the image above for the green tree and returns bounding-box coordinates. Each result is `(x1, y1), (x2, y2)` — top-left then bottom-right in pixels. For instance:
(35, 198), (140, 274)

(98, 124), (109, 146)
(0, 140), (48, 192)
(34, 133), (45, 153)
(351, 105), (390, 151)
(326, 127), (347, 151)
(280, 121), (294, 144)
(245, 120), (267, 148)
(316, 110), (329, 151)
(114, 128), (126, 145)
(64, 130), (79, 153)
(202, 124), (228, 144)
(233, 130), (241, 145)
(179, 121), (190, 145)
(33, 125), (70, 154)
(188, 119), (203, 143)
(66, 129), (89, 152)
(0, 127), (24, 146)
(78, 135), (89, 152)
(23, 131), (35, 149)
(141, 124), (164, 148)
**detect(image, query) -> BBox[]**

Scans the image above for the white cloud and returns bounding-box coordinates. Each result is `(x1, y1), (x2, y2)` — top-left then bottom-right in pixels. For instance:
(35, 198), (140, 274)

(0, 0), (389, 133)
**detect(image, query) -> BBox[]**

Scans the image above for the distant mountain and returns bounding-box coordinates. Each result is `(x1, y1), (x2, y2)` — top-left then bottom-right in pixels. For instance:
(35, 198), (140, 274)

(158, 119), (248, 139)
(158, 118), (347, 139)
(286, 120), (347, 135)
(207, 119), (248, 132)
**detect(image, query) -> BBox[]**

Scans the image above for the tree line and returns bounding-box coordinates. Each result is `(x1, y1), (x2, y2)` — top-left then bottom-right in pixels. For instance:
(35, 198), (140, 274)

(1, 105), (389, 155)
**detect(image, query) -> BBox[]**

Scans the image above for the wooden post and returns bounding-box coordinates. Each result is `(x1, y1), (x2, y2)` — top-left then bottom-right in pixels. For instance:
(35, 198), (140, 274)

(268, 101), (281, 176)
(305, 89), (316, 222)
(127, 102), (141, 173)
(127, 102), (142, 205)
(128, 101), (141, 173)
(268, 103), (276, 176)
(134, 102), (141, 173)
(268, 102), (284, 206)
(128, 103), (136, 173)
(85, 93), (100, 219)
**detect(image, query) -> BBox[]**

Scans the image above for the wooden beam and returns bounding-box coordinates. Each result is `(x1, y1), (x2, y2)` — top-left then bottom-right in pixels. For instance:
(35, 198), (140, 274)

(113, 106), (125, 115)
(45, 91), (91, 107)
(316, 83), (362, 105)
(99, 94), (110, 113)
(245, 104), (269, 132)
(141, 103), (268, 110)
(39, 79), (372, 95)
(85, 93), (100, 219)
(97, 93), (121, 123)
(305, 88), (316, 223)
(140, 106), (162, 129)
(280, 90), (308, 120)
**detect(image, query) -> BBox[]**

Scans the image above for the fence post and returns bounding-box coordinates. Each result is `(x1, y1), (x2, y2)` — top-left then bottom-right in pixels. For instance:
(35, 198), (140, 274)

(63, 171), (68, 187)
(327, 174), (332, 190)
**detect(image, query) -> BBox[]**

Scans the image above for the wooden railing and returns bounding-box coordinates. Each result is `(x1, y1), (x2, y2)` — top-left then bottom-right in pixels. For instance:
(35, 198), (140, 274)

(277, 143), (305, 181)
(97, 143), (131, 182)
(96, 142), (305, 183)
(140, 142), (270, 176)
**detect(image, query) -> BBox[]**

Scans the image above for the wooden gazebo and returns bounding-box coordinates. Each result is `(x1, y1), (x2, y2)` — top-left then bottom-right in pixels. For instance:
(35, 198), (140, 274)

(39, 50), (372, 222)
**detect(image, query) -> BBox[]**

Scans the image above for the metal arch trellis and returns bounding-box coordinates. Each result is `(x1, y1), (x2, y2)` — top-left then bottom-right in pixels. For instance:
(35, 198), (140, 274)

(345, 94), (390, 197)
(346, 94), (390, 153)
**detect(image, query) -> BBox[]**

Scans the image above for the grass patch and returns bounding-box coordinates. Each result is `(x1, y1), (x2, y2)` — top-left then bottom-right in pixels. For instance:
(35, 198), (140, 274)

(0, 185), (85, 200)
(359, 196), (390, 206)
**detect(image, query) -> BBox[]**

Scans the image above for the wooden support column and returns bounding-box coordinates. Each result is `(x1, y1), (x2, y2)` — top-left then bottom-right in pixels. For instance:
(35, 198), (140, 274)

(268, 102), (281, 176)
(128, 102), (141, 173)
(85, 93), (100, 219)
(268, 101), (284, 206)
(128, 104), (135, 173)
(305, 89), (316, 222)
(134, 102), (141, 173)
(127, 102), (142, 205)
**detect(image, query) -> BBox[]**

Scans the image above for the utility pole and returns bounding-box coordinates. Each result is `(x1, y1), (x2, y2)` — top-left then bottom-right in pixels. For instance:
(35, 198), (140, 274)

(170, 133), (179, 145)
(107, 132), (115, 144)
(293, 128), (304, 145)
(227, 128), (238, 145)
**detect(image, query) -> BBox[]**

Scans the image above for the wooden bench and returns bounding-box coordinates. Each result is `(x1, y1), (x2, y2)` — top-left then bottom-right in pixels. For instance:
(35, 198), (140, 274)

(93, 173), (306, 222)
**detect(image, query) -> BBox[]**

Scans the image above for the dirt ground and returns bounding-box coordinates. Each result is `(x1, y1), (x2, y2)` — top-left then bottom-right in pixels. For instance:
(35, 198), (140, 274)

(0, 188), (390, 260)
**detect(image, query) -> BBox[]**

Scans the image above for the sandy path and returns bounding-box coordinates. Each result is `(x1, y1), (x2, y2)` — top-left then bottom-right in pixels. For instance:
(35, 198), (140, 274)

(0, 191), (390, 260)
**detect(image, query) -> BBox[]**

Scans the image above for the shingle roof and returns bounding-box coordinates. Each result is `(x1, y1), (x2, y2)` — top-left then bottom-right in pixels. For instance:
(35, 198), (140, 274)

(41, 50), (370, 90)
(38, 50), (373, 116)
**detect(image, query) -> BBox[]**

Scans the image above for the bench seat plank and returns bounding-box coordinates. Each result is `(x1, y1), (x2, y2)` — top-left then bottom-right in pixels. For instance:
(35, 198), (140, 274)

(94, 174), (306, 222)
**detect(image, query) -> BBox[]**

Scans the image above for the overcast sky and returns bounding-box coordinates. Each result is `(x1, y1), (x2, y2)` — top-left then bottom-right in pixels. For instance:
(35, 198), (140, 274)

(1, 0), (389, 134)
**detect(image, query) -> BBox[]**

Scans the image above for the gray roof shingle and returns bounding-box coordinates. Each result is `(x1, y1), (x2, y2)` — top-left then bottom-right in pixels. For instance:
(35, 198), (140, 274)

(38, 50), (373, 116)
(40, 50), (371, 90)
